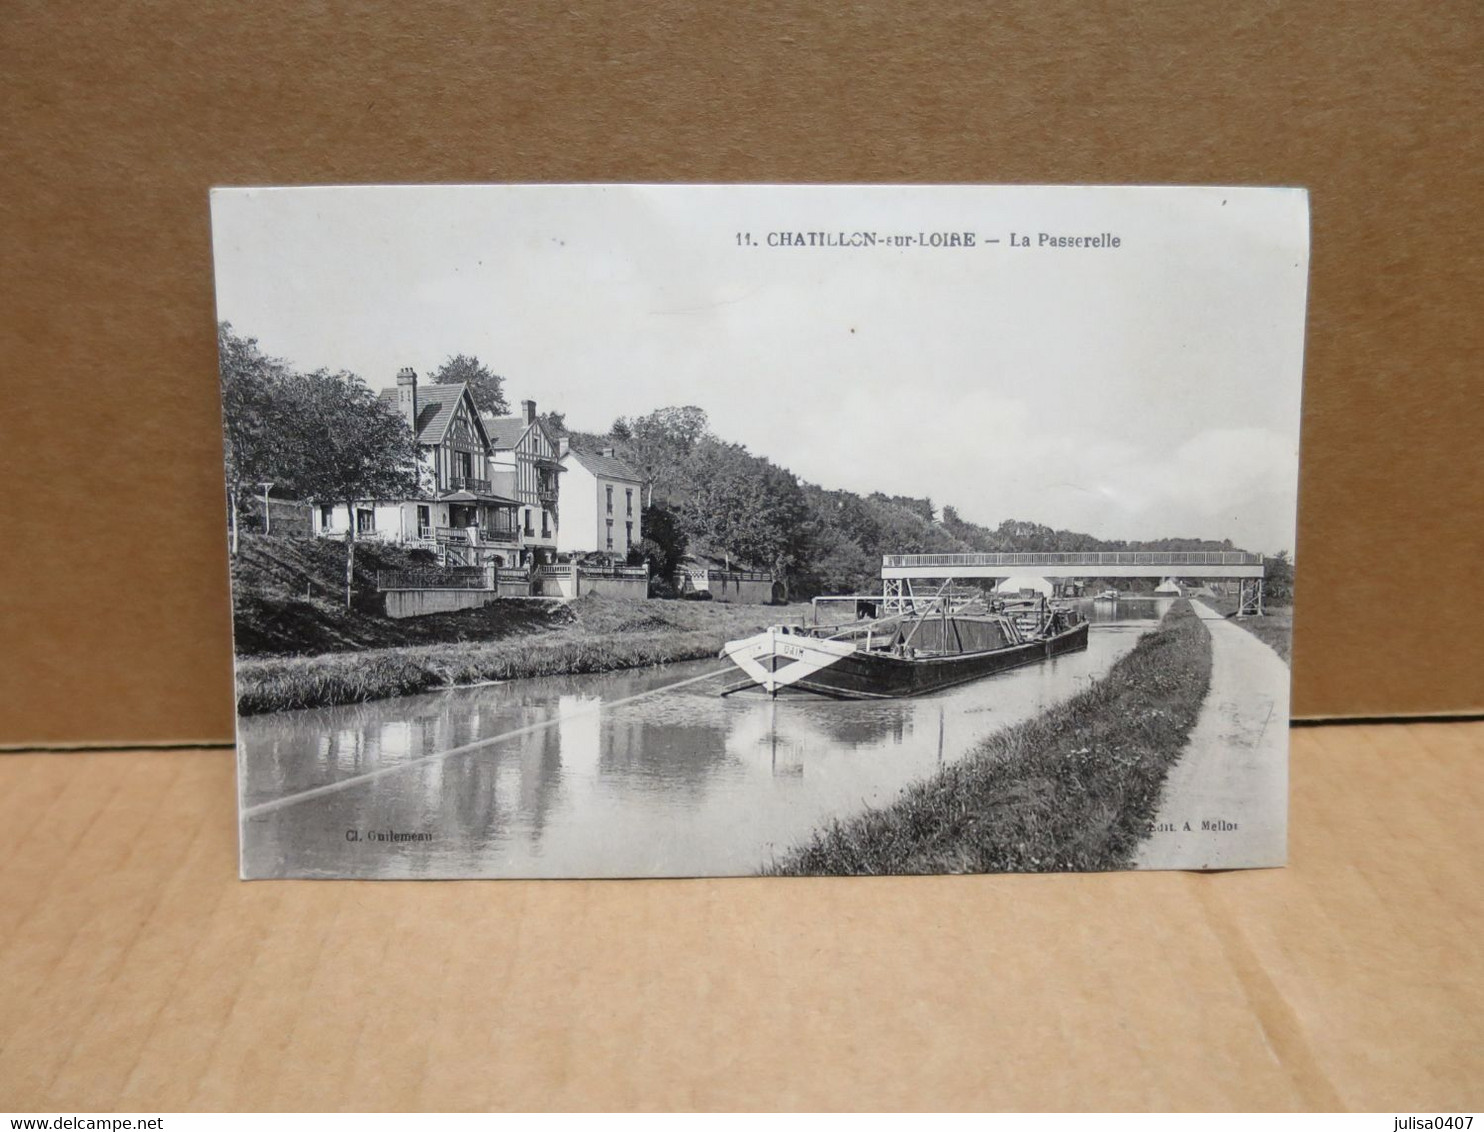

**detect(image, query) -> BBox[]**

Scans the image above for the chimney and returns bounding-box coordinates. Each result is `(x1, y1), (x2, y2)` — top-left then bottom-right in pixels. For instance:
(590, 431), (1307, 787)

(558, 436), (571, 457)
(396, 367), (418, 432)
(522, 399), (536, 425)
(600, 446), (615, 458)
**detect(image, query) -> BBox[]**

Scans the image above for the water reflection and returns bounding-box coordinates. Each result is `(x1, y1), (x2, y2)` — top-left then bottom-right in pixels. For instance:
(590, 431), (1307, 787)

(1082, 595), (1164, 624)
(240, 600), (1169, 877)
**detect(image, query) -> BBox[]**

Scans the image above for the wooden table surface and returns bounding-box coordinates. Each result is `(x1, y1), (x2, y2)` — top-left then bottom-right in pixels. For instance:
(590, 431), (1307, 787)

(2, 721), (1480, 1112)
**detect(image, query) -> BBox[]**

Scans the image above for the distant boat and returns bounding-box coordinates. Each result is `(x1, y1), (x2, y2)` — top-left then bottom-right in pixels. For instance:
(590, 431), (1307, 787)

(721, 594), (1089, 699)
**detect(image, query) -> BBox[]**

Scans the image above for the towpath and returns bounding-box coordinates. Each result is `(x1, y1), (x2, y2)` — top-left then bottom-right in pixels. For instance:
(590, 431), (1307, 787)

(1135, 599), (1290, 870)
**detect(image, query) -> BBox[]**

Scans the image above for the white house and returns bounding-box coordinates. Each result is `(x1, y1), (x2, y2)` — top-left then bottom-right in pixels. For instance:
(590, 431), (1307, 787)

(556, 442), (646, 559)
(310, 367), (523, 565)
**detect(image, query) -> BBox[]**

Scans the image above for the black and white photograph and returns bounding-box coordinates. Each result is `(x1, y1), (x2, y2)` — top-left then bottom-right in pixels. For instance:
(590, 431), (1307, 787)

(212, 183), (1309, 879)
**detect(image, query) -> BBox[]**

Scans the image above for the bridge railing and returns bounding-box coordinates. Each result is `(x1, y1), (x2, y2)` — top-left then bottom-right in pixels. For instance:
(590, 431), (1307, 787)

(881, 551), (1263, 568)
(576, 564), (649, 579)
(538, 564), (649, 579)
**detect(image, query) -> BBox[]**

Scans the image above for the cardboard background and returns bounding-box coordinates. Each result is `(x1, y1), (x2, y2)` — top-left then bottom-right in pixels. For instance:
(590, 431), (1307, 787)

(3, 722), (1481, 1110)
(2, 2), (1480, 748)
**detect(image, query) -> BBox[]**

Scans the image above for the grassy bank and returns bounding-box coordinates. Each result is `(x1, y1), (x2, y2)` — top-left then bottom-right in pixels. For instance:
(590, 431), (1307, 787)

(230, 535), (572, 655)
(235, 595), (788, 715)
(767, 599), (1214, 876)
(1201, 596), (1292, 665)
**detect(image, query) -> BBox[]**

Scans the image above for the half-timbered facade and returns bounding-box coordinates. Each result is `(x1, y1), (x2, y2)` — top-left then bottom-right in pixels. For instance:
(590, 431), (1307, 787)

(483, 400), (563, 566)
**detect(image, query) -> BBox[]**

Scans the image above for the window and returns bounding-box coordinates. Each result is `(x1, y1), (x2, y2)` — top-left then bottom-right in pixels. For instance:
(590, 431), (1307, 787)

(606, 518), (614, 551)
(625, 521), (633, 547)
(606, 485), (613, 514)
(416, 505), (431, 539)
(356, 509), (375, 533)
(625, 488), (633, 516)
(320, 504), (334, 527)
(541, 511), (550, 538)
(524, 508), (534, 537)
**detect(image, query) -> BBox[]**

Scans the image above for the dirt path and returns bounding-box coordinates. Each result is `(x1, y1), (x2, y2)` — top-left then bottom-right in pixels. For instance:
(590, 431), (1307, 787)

(1135, 599), (1290, 870)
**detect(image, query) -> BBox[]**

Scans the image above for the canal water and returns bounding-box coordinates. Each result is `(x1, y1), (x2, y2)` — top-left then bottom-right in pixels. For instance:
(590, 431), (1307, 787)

(239, 598), (1170, 878)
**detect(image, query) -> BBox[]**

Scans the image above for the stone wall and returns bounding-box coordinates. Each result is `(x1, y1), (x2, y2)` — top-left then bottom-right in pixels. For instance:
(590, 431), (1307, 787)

(383, 589), (499, 619)
(536, 567), (648, 600)
(680, 570), (780, 604)
(577, 573), (648, 599)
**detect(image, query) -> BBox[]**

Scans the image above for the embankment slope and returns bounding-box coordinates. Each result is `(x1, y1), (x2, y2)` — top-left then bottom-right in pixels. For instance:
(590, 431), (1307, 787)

(769, 600), (1214, 875)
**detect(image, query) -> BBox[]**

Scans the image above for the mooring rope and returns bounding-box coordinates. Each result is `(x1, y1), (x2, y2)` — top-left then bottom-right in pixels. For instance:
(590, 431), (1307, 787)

(241, 665), (734, 819)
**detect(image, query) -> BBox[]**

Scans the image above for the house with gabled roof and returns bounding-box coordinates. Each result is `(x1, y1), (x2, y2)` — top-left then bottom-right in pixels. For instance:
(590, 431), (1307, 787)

(556, 441), (646, 560)
(482, 399), (565, 567)
(310, 367), (523, 565)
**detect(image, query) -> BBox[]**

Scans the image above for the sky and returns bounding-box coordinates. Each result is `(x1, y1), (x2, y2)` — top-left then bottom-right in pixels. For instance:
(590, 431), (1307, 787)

(211, 184), (1309, 553)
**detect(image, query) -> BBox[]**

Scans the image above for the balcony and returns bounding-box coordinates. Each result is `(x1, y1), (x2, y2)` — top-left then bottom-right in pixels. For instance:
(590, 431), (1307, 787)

(436, 525), (520, 546)
(445, 475), (493, 494)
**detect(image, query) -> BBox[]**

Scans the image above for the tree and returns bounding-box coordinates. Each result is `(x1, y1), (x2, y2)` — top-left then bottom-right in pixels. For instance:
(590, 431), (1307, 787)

(793, 493), (880, 596)
(610, 405), (710, 505)
(540, 409), (567, 433)
(431, 354), (508, 416)
(1264, 549), (1294, 604)
(630, 500), (688, 583)
(873, 494), (936, 524)
(860, 494), (968, 556)
(285, 369), (421, 606)
(218, 323), (296, 555)
(678, 438), (807, 576)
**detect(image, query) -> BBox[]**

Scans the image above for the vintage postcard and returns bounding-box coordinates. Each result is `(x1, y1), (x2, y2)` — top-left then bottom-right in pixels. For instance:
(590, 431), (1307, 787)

(211, 184), (1308, 879)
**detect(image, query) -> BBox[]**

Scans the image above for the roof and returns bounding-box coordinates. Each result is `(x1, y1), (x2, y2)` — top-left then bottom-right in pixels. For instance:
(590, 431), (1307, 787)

(567, 446), (644, 483)
(440, 489), (523, 507)
(680, 552), (766, 574)
(378, 383), (485, 447)
(481, 415), (531, 450)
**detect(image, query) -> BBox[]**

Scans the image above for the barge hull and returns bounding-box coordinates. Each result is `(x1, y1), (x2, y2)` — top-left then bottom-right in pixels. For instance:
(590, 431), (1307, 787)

(783, 620), (1090, 700)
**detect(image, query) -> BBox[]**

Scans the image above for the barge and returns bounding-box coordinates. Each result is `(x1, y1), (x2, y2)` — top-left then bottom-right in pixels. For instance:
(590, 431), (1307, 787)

(721, 590), (1089, 699)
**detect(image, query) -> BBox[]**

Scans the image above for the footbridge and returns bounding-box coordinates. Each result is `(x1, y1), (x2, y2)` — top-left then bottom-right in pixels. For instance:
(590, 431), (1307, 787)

(881, 551), (1268, 613)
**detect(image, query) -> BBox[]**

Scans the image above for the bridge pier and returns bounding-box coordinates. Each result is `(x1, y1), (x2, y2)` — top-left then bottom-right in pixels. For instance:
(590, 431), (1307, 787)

(1237, 577), (1265, 617)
